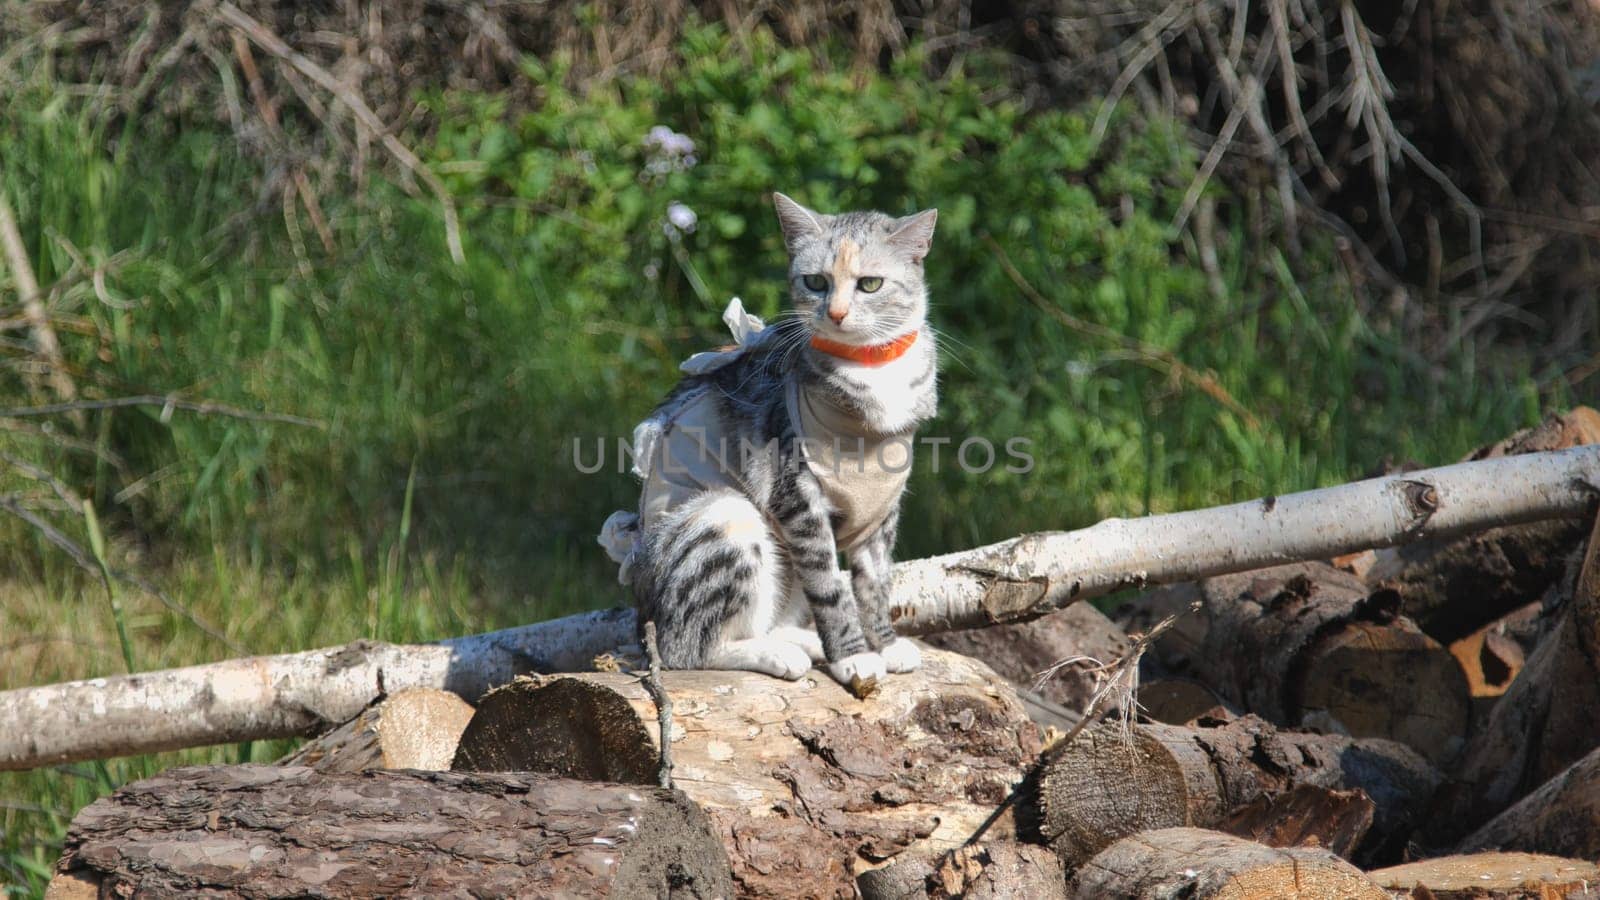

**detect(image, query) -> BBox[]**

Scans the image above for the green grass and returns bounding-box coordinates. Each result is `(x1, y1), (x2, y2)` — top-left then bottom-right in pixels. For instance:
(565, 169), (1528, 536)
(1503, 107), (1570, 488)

(0, 23), (1581, 897)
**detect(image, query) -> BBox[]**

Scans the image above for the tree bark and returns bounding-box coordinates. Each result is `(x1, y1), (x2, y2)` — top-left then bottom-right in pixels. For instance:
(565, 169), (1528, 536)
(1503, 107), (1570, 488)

(1070, 827), (1387, 900)
(1027, 716), (1439, 867)
(449, 648), (1041, 899)
(856, 843), (1067, 900)
(276, 687), (473, 773)
(1217, 785), (1375, 861)
(1369, 853), (1600, 899)
(47, 765), (733, 898)
(1116, 562), (1470, 765)
(1370, 408), (1600, 644)
(1437, 509), (1600, 841)
(923, 602), (1130, 716)
(1459, 743), (1600, 860)
(5, 443), (1597, 771)
(1136, 677), (1235, 725)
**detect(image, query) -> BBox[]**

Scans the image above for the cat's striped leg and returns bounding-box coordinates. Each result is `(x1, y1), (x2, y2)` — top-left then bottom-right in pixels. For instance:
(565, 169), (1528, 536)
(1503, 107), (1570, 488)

(850, 508), (920, 673)
(770, 459), (885, 685)
(635, 490), (810, 678)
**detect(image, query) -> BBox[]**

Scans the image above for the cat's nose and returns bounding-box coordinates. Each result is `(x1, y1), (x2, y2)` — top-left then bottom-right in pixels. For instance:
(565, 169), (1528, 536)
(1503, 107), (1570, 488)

(827, 307), (847, 324)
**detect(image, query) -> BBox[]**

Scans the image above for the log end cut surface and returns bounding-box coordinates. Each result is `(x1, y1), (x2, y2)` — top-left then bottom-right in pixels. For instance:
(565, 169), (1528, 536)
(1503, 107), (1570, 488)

(53, 765), (733, 898)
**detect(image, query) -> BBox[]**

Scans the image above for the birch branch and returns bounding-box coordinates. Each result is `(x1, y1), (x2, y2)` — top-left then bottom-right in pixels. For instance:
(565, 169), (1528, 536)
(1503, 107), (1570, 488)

(3, 444), (1597, 771)
(887, 443), (1600, 634)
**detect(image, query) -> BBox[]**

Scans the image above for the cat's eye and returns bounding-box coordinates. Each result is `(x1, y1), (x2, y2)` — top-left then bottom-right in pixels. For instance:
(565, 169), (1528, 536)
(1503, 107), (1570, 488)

(802, 274), (828, 292)
(857, 277), (884, 293)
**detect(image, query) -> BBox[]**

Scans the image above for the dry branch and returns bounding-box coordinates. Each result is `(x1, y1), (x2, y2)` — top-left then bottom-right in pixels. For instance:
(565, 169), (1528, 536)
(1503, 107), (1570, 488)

(212, 1), (464, 264)
(0, 183), (78, 414)
(47, 765), (733, 898)
(3, 444), (1599, 770)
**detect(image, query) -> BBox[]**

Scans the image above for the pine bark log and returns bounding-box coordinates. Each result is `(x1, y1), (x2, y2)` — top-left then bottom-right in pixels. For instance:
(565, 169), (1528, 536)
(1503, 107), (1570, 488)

(1027, 715), (1439, 867)
(1459, 742), (1600, 860)
(276, 687), (473, 773)
(1369, 853), (1600, 899)
(46, 765), (733, 898)
(1070, 827), (1387, 899)
(1370, 408), (1600, 644)
(450, 647), (1040, 900)
(856, 843), (1067, 900)
(1117, 562), (1470, 765)
(1438, 509), (1600, 841)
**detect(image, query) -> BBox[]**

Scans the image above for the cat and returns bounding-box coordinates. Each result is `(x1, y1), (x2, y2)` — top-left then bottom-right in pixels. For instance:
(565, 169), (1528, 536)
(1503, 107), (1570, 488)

(603, 193), (938, 685)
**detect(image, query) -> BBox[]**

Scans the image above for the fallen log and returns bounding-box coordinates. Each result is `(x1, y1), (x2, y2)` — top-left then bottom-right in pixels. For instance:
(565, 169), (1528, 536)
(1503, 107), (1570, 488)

(856, 843), (1067, 900)
(1439, 509), (1600, 839)
(1136, 677), (1235, 725)
(923, 602), (1130, 715)
(1217, 785), (1375, 860)
(46, 765), (733, 898)
(1028, 716), (1439, 867)
(5, 444), (1598, 771)
(1460, 742), (1600, 860)
(1370, 408), (1600, 644)
(276, 687), (473, 773)
(1069, 827), (1386, 899)
(450, 647), (1040, 899)
(1369, 853), (1600, 899)
(1116, 562), (1470, 765)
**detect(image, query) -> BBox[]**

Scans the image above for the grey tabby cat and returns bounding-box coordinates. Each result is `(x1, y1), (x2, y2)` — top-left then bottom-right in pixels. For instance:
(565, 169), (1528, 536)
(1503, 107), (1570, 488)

(612, 193), (938, 685)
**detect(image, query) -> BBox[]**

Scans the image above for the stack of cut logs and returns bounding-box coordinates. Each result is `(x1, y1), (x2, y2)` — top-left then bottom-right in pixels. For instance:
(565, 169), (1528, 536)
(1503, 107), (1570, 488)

(44, 411), (1600, 898)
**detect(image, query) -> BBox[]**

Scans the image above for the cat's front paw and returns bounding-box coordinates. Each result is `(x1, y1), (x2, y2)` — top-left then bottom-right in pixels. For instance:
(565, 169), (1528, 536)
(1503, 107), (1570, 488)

(827, 651), (887, 687)
(880, 638), (921, 673)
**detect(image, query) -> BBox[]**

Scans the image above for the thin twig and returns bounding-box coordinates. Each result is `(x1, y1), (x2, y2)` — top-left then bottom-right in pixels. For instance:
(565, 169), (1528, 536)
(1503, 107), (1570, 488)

(0, 182), (81, 419)
(641, 620), (675, 790)
(985, 235), (1261, 431)
(0, 394), (325, 428)
(1036, 600), (1200, 749)
(0, 493), (244, 654)
(215, 1), (465, 264)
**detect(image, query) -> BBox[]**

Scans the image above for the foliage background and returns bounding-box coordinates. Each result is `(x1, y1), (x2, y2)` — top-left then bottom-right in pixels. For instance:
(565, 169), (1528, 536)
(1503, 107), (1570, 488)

(1, 3), (1595, 893)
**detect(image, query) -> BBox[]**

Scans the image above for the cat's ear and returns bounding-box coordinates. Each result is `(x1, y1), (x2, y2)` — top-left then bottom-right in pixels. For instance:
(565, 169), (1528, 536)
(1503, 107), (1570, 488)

(889, 209), (938, 263)
(772, 192), (825, 252)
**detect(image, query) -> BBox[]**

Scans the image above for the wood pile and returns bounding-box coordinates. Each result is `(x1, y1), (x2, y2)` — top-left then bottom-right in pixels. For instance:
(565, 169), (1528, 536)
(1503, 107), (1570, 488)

(43, 410), (1600, 897)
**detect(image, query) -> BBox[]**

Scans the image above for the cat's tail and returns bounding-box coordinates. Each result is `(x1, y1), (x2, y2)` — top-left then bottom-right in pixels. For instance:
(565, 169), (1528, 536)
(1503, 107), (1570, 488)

(598, 509), (641, 585)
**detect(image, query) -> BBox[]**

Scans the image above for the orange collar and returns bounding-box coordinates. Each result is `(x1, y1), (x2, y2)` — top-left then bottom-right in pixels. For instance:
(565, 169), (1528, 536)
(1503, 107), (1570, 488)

(809, 330), (920, 366)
